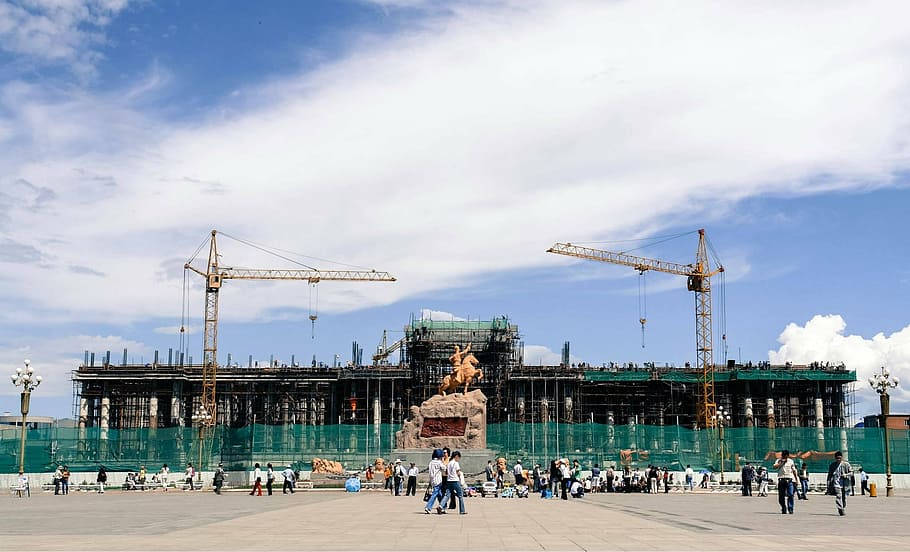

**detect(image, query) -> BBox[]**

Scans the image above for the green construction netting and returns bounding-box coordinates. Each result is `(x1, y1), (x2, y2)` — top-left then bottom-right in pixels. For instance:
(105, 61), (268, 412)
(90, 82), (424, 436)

(1, 423), (906, 475)
(584, 370), (856, 383)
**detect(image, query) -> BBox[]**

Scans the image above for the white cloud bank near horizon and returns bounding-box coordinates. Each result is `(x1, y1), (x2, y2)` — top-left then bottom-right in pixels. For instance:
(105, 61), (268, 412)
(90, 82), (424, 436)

(770, 315), (910, 417)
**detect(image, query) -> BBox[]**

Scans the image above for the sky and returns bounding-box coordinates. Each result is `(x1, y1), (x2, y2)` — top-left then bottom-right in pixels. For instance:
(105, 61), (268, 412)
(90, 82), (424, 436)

(0, 0), (908, 420)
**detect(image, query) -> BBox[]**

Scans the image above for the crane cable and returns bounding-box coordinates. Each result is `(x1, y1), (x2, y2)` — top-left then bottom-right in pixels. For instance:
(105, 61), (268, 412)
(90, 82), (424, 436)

(704, 234), (728, 366)
(638, 270), (647, 348)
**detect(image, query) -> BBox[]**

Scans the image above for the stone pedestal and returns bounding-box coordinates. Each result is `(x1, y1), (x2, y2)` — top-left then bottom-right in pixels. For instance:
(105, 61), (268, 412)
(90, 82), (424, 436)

(395, 389), (487, 450)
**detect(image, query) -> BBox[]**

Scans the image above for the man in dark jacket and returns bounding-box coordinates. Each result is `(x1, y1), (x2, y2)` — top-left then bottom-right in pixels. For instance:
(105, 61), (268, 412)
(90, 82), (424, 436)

(213, 463), (225, 495)
(741, 462), (755, 496)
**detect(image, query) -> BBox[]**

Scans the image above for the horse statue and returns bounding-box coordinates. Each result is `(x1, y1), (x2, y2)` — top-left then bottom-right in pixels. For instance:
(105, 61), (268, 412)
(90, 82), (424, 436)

(438, 351), (483, 396)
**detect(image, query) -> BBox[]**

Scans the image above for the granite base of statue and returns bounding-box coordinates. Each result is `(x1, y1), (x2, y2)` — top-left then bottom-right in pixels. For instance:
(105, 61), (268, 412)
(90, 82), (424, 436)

(393, 389), (493, 477)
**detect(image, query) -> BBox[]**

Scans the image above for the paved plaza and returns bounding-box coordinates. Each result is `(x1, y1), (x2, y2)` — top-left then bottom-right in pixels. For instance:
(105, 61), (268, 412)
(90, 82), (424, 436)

(2, 488), (908, 550)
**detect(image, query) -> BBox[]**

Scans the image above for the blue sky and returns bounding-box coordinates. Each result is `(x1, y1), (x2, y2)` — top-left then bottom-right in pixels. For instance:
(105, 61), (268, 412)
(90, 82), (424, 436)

(0, 0), (908, 419)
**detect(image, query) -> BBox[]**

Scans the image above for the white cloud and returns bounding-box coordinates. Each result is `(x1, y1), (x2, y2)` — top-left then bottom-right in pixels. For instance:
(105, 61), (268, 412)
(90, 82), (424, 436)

(769, 315), (910, 416)
(522, 344), (579, 366)
(0, 334), (151, 397)
(1, 1), (910, 330)
(419, 309), (465, 321)
(0, 0), (130, 79)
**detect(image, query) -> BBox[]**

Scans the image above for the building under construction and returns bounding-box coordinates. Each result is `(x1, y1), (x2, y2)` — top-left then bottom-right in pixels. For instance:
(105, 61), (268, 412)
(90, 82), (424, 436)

(72, 314), (856, 432)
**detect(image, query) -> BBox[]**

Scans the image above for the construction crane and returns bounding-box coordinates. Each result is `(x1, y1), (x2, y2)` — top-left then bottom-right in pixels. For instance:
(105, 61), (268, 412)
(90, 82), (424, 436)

(372, 330), (405, 365)
(184, 230), (397, 427)
(547, 229), (724, 428)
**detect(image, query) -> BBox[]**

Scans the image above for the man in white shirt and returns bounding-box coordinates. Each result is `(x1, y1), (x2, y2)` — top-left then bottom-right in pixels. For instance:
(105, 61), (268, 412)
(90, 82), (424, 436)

(406, 462), (419, 496)
(424, 449), (446, 514)
(513, 460), (524, 485)
(444, 451), (466, 514)
(859, 467), (869, 495)
(684, 465), (695, 492)
(773, 449), (800, 514)
(281, 465), (296, 494)
(16, 471), (29, 498)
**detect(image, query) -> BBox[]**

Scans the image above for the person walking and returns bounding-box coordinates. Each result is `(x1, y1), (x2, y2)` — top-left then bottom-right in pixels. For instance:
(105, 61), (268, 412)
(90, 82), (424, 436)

(444, 451), (466, 514)
(662, 467), (670, 494)
(773, 450), (800, 514)
(61, 465), (70, 495)
(404, 462), (417, 496)
(424, 449), (446, 514)
(393, 460), (404, 496)
(53, 465), (63, 495)
(266, 463), (275, 496)
(96, 465), (107, 494)
(185, 463), (196, 491)
(859, 467), (869, 495)
(684, 465), (694, 492)
(798, 462), (810, 500)
(250, 463), (263, 496)
(559, 459), (572, 500)
(606, 465), (615, 493)
(831, 451), (852, 516)
(213, 463), (226, 495)
(741, 462), (754, 496)
(160, 464), (170, 491)
(138, 465), (148, 490)
(648, 466), (659, 494)
(281, 464), (296, 494)
(485, 460), (494, 483)
(757, 466), (769, 497)
(532, 464), (542, 493)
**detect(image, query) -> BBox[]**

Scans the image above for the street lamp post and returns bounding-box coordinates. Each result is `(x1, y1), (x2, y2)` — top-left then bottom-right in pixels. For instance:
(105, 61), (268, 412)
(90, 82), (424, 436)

(712, 406), (731, 484)
(10, 359), (42, 474)
(869, 366), (899, 497)
(191, 405), (213, 482)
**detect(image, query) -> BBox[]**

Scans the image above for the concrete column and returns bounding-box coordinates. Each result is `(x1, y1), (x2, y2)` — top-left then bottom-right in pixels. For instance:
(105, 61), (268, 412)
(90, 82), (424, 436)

(281, 397), (289, 425)
(78, 398), (89, 429)
(766, 398), (776, 430)
(540, 399), (549, 424)
(149, 396), (158, 429)
(517, 397), (525, 422)
(564, 396), (573, 424)
(171, 396), (181, 427)
(373, 398), (380, 427)
(318, 398), (325, 425)
(815, 397), (825, 449)
(607, 411), (615, 450)
(744, 398), (754, 428)
(100, 396), (110, 439)
(628, 417), (637, 450)
(308, 398), (317, 426)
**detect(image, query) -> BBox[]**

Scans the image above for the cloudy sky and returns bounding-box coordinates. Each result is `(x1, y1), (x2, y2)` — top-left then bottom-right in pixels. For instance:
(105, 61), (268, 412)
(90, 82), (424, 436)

(0, 0), (908, 419)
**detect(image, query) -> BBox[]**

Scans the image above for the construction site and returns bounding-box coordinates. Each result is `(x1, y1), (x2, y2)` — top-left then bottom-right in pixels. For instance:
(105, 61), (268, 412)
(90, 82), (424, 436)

(8, 229), (893, 474)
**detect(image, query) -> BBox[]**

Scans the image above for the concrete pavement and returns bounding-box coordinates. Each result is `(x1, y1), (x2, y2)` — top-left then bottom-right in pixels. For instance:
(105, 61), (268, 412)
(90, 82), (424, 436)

(1, 488), (906, 550)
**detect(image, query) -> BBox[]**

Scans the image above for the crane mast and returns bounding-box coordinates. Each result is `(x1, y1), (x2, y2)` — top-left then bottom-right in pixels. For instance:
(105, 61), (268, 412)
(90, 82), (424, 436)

(547, 229), (723, 428)
(185, 230), (396, 427)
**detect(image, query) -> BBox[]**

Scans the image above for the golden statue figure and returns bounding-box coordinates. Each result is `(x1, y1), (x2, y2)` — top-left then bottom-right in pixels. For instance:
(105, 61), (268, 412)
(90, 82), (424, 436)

(438, 343), (483, 396)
